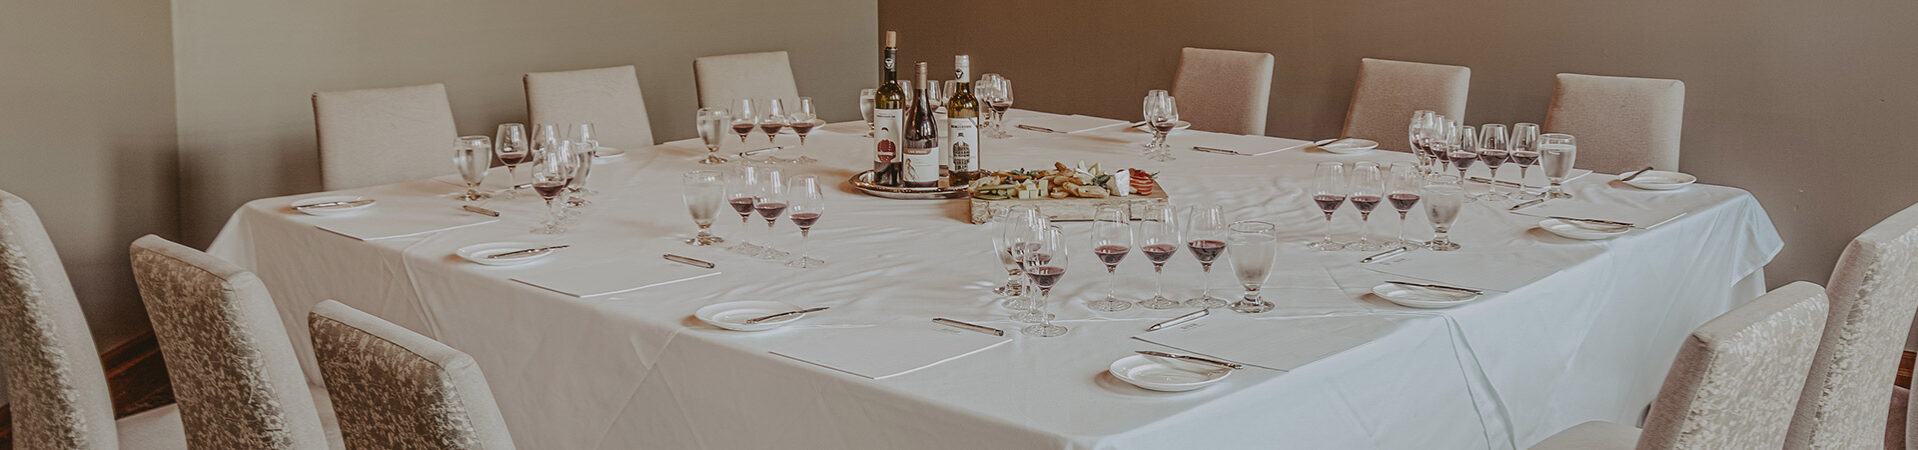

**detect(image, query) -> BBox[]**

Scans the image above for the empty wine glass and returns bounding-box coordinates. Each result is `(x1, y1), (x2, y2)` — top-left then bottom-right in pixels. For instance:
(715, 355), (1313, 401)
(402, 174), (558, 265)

(1540, 133), (1577, 199)
(988, 205), (1033, 298)
(788, 97), (821, 164)
(1478, 124), (1511, 201)
(1387, 162), (1423, 246)
(1020, 225), (1069, 338)
(529, 146), (572, 234)
(1349, 162), (1385, 251)
(563, 138), (595, 210)
(1183, 204), (1229, 308)
(1227, 220), (1279, 314)
(567, 123), (599, 199)
(1424, 177), (1465, 251)
(1088, 206), (1133, 312)
(1311, 162), (1347, 251)
(731, 99), (758, 147)
(1143, 93), (1180, 162)
(681, 170), (725, 246)
(760, 99), (787, 145)
(1511, 123), (1543, 198)
(1137, 204), (1183, 310)
(696, 107), (730, 164)
(495, 123), (529, 198)
(532, 123), (561, 159)
(859, 88), (877, 138)
(785, 175), (826, 268)
(453, 135), (492, 202)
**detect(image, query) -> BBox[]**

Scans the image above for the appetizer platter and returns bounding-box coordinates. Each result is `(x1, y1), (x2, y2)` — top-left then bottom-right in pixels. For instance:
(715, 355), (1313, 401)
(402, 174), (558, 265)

(966, 162), (1168, 224)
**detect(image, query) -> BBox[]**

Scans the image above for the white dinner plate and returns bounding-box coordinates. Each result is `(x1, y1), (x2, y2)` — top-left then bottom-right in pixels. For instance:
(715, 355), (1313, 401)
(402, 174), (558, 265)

(1135, 121), (1193, 132)
(1315, 138), (1380, 154)
(1617, 170), (1696, 190)
(594, 147), (626, 159)
(1371, 283), (1480, 309)
(456, 241), (556, 266)
(1537, 218), (1631, 240)
(289, 195), (375, 216)
(1108, 354), (1230, 392)
(695, 300), (806, 332)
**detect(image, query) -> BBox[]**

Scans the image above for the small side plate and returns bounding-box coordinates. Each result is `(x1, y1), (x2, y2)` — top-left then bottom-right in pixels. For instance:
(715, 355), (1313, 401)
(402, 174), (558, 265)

(1108, 354), (1230, 392)
(1316, 138), (1380, 154)
(456, 242), (556, 266)
(594, 147), (627, 159)
(1371, 283), (1479, 309)
(1537, 218), (1630, 240)
(696, 300), (806, 331)
(289, 195), (375, 216)
(1617, 170), (1696, 190)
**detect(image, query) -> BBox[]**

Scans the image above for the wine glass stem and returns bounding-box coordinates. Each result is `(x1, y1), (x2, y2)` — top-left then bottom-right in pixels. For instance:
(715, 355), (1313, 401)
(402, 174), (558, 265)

(545, 198), (560, 229)
(1519, 167), (1531, 189)
(1323, 215), (1335, 246)
(1036, 288), (1053, 325)
(1359, 214), (1371, 245)
(1153, 264), (1166, 298)
(1397, 213), (1409, 244)
(1198, 264), (1212, 298)
(1107, 266), (1118, 299)
(1489, 168), (1502, 194)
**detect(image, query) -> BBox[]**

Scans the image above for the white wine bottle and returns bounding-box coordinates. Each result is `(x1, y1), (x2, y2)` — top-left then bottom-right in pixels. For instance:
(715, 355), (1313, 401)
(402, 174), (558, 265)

(946, 55), (980, 185)
(902, 62), (942, 188)
(872, 31), (906, 187)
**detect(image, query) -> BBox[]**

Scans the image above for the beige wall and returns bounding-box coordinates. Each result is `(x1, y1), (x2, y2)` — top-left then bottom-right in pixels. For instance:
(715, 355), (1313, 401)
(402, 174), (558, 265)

(174, 0), (879, 245)
(881, 0), (1918, 287)
(0, 0), (180, 402)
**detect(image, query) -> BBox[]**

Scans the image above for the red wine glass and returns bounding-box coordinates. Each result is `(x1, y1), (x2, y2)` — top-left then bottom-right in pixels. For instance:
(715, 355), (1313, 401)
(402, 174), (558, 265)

(1088, 206), (1133, 312)
(1183, 205), (1229, 308)
(785, 175), (825, 268)
(1348, 163), (1386, 251)
(1311, 162), (1347, 251)
(1020, 225), (1069, 338)
(1137, 204), (1182, 309)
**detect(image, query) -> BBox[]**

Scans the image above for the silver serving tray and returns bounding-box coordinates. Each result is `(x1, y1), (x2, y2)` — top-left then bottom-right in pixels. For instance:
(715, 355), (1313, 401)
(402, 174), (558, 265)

(849, 171), (969, 200)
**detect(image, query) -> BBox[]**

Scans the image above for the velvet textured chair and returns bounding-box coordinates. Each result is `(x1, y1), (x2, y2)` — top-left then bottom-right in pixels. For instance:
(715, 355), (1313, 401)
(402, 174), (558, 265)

(525, 65), (656, 151)
(693, 51), (800, 110)
(1532, 281), (1830, 449)
(1544, 73), (1685, 174)
(130, 235), (328, 449)
(1170, 47), (1275, 135)
(0, 189), (121, 448)
(1786, 203), (1918, 449)
(309, 300), (514, 449)
(1341, 58), (1469, 152)
(312, 83), (459, 190)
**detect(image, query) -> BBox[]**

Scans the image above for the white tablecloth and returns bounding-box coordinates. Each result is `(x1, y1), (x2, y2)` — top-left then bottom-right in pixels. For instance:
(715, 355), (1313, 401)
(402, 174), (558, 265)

(209, 110), (1781, 449)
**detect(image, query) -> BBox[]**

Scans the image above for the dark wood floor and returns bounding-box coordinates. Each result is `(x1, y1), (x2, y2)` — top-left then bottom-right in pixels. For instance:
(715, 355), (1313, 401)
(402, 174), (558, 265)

(0, 332), (172, 449)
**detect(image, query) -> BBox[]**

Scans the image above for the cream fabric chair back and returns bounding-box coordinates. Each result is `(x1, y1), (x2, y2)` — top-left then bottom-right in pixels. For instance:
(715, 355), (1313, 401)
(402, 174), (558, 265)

(1786, 203), (1918, 449)
(1544, 73), (1685, 174)
(129, 235), (327, 449)
(1638, 281), (1829, 449)
(309, 300), (513, 449)
(1171, 47), (1275, 135)
(1341, 58), (1470, 152)
(0, 190), (117, 449)
(693, 51), (800, 109)
(525, 65), (656, 150)
(312, 83), (459, 190)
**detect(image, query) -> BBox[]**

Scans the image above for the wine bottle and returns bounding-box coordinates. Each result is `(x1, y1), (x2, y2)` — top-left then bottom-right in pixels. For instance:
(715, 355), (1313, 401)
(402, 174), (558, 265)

(946, 55), (980, 185)
(902, 62), (942, 188)
(871, 31), (906, 187)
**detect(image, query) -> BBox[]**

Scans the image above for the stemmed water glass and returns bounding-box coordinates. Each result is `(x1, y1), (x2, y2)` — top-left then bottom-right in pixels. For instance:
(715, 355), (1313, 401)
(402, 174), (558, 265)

(785, 175), (826, 268)
(859, 88), (877, 138)
(731, 99), (758, 147)
(1020, 225), (1069, 338)
(1478, 124), (1512, 200)
(788, 98), (822, 164)
(1227, 220), (1279, 314)
(453, 135), (493, 202)
(1387, 162), (1423, 246)
(1540, 133), (1577, 199)
(1143, 93), (1180, 162)
(529, 145), (572, 234)
(759, 99), (787, 145)
(1183, 205), (1229, 308)
(568, 123), (599, 200)
(696, 107), (730, 164)
(681, 170), (726, 246)
(1310, 162), (1347, 251)
(1424, 176), (1465, 251)
(495, 124), (529, 198)
(988, 205), (1034, 299)
(1511, 123), (1543, 198)
(1348, 163), (1385, 251)
(1137, 204), (1183, 310)
(1088, 206), (1133, 312)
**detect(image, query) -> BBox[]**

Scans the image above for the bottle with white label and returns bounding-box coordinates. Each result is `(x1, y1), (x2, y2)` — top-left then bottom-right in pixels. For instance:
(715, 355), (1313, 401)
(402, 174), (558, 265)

(871, 31), (906, 187)
(902, 62), (942, 188)
(946, 55), (980, 185)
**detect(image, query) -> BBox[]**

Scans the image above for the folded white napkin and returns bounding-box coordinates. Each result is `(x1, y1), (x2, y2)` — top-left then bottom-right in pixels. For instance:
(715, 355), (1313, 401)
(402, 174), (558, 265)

(1133, 314), (1397, 371)
(768, 321), (1011, 379)
(510, 257), (721, 298)
(313, 210), (498, 241)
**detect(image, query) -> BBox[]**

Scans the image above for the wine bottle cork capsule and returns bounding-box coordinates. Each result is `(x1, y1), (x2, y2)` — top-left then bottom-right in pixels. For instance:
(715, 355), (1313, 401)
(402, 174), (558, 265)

(886, 31), (896, 47)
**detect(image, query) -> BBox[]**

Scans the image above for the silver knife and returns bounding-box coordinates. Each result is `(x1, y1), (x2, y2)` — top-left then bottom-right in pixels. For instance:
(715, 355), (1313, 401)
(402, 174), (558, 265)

(1468, 177), (1525, 188)
(1360, 246), (1410, 264)
(1548, 216), (1635, 228)
(1136, 350), (1243, 370)
(1191, 146), (1248, 156)
(663, 254), (715, 269)
(461, 205), (500, 217)
(1619, 166), (1656, 181)
(1508, 198), (1547, 210)
(295, 199), (374, 209)
(1146, 309), (1209, 332)
(1016, 124), (1062, 133)
(737, 146), (787, 157)
(486, 245), (569, 259)
(1386, 280), (1484, 295)
(933, 318), (1005, 336)
(745, 306), (827, 324)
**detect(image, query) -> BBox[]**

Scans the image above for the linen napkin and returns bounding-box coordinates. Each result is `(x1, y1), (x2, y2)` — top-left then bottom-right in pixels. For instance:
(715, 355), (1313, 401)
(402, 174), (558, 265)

(1133, 314), (1396, 371)
(509, 257), (721, 298)
(768, 320), (1011, 379)
(1509, 200), (1688, 230)
(313, 210), (499, 241)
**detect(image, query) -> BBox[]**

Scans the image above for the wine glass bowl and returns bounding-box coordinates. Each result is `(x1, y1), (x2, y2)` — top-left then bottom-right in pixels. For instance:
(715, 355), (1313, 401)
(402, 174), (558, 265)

(1088, 206), (1134, 312)
(1137, 204), (1183, 310)
(1019, 225), (1069, 338)
(495, 123), (529, 198)
(1310, 162), (1347, 251)
(731, 98), (758, 147)
(785, 175), (826, 268)
(1183, 205), (1229, 309)
(1348, 163), (1385, 251)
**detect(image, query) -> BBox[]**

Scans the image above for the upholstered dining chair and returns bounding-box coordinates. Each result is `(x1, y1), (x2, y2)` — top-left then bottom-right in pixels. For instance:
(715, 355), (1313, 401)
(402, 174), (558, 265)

(312, 83), (459, 190)
(1531, 281), (1830, 449)
(130, 235), (329, 449)
(1544, 73), (1685, 174)
(308, 300), (514, 449)
(525, 65), (656, 151)
(1341, 58), (1470, 152)
(1785, 203), (1918, 449)
(1170, 47), (1275, 135)
(693, 51), (801, 109)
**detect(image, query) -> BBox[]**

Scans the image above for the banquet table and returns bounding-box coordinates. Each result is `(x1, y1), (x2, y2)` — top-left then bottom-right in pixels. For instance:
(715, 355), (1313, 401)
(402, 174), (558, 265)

(209, 110), (1781, 449)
